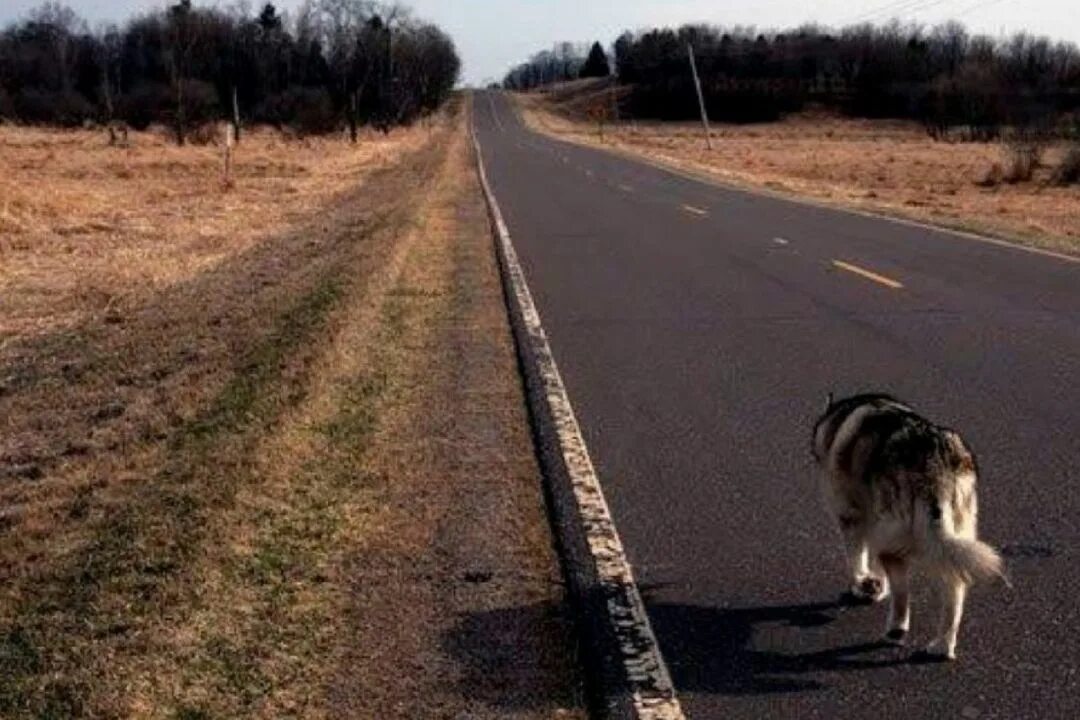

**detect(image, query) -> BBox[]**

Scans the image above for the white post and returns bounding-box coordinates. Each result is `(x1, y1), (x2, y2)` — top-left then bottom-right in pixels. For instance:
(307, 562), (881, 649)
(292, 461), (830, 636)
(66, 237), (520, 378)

(223, 122), (235, 188)
(687, 43), (712, 150)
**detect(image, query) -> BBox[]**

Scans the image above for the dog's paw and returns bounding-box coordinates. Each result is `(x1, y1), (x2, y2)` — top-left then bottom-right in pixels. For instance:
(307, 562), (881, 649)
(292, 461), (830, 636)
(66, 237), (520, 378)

(885, 628), (908, 645)
(850, 575), (889, 603)
(840, 590), (873, 606)
(918, 639), (957, 662)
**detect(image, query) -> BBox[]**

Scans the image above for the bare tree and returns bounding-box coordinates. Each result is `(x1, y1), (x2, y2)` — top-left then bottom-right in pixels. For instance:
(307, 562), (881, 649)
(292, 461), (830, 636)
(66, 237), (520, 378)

(0, 0), (460, 133)
(165, 0), (200, 145)
(508, 20), (1080, 132)
(28, 2), (84, 96)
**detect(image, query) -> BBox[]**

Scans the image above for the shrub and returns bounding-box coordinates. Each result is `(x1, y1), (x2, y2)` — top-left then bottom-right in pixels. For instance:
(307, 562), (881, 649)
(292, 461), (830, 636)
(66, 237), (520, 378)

(116, 81), (220, 134)
(187, 122), (223, 146)
(13, 90), (94, 126)
(180, 80), (221, 128)
(0, 87), (14, 120)
(118, 84), (172, 130)
(975, 162), (1004, 188)
(257, 86), (338, 135)
(1002, 142), (1043, 183)
(1052, 145), (1080, 185)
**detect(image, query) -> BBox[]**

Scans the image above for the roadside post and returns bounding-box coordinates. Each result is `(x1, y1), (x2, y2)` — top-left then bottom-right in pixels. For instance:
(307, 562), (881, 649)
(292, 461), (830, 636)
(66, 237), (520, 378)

(687, 42), (713, 150)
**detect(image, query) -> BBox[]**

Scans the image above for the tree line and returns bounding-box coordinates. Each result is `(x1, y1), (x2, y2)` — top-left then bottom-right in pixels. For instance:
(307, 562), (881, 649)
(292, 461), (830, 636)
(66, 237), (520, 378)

(507, 20), (1080, 139)
(0, 1), (460, 142)
(503, 41), (610, 91)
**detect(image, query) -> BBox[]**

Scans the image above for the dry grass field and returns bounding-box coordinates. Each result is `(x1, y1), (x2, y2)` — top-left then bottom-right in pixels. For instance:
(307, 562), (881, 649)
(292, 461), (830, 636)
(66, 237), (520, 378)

(518, 88), (1080, 256)
(0, 102), (583, 718)
(0, 123), (429, 338)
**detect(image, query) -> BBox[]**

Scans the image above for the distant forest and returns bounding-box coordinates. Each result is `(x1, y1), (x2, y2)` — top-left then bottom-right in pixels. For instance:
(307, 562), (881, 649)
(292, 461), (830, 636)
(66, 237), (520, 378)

(0, 1), (460, 141)
(505, 21), (1080, 137)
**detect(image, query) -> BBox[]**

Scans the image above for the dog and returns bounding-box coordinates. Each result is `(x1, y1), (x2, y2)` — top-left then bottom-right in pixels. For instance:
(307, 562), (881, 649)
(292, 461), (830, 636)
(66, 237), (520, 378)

(812, 393), (1007, 660)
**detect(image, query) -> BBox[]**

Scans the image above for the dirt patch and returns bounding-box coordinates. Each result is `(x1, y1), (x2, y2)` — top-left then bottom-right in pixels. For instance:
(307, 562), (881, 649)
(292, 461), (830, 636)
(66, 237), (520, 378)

(517, 90), (1080, 256)
(0, 101), (583, 717)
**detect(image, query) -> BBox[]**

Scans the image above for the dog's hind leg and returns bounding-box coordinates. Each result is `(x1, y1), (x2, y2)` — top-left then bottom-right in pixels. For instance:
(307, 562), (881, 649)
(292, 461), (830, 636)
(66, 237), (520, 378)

(839, 517), (888, 602)
(880, 553), (911, 643)
(926, 578), (967, 660)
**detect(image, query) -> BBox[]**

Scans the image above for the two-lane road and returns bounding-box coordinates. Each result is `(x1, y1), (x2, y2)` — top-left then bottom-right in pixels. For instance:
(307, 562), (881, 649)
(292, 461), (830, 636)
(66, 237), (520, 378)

(473, 91), (1079, 719)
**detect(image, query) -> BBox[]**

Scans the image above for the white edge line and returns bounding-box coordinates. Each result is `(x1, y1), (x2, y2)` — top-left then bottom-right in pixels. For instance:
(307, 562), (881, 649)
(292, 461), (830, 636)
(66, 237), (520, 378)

(470, 95), (685, 720)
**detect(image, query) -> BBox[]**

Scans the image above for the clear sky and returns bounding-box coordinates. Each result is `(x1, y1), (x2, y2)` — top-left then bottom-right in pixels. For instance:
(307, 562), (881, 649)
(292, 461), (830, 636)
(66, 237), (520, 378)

(1, 1), (1078, 86)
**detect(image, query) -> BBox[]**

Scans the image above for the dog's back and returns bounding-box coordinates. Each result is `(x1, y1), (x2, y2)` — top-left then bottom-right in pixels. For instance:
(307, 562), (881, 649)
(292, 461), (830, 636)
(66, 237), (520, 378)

(812, 394), (1005, 658)
(814, 394), (978, 541)
(812, 393), (913, 473)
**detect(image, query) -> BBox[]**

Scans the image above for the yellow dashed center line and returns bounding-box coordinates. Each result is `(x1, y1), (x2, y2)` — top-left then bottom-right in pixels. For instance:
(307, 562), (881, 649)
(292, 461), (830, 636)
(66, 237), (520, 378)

(682, 204), (709, 217)
(832, 260), (904, 289)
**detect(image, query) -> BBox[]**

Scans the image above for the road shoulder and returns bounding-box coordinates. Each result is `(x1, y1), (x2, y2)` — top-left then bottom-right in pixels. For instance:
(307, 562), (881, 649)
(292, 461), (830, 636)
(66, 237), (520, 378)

(326, 100), (586, 719)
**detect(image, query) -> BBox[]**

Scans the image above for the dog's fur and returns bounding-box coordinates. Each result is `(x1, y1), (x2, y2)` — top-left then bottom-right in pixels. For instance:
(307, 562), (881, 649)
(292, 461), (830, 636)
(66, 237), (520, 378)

(812, 393), (1006, 660)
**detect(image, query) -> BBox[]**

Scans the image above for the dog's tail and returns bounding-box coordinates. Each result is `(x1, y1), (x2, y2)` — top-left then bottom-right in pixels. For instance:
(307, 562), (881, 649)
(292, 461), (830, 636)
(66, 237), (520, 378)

(926, 532), (1008, 586)
(922, 509), (1008, 587)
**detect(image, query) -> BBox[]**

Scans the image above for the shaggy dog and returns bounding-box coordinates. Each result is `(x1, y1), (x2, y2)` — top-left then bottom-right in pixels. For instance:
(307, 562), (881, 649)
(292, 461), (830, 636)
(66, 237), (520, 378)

(812, 393), (1007, 660)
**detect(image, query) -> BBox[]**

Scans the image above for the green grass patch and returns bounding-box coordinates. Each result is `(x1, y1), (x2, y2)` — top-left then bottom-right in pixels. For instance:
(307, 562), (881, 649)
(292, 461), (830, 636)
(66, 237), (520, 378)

(183, 281), (342, 444)
(191, 261), (437, 716)
(0, 279), (345, 718)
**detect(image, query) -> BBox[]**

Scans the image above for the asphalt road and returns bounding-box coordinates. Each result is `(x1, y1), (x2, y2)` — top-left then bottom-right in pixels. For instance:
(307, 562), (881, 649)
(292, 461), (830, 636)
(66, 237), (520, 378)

(472, 91), (1080, 719)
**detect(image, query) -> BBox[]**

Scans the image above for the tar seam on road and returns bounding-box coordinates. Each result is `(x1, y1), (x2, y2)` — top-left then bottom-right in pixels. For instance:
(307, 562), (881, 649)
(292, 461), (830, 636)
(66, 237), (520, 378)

(470, 102), (686, 720)
(487, 92), (504, 132)
(832, 259), (905, 289)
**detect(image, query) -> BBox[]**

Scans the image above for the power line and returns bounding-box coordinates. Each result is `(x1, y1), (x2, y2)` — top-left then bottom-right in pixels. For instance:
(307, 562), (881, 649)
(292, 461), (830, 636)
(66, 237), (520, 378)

(846, 0), (939, 24)
(845, 0), (961, 25)
(910, 0), (967, 21)
(957, 0), (1014, 18)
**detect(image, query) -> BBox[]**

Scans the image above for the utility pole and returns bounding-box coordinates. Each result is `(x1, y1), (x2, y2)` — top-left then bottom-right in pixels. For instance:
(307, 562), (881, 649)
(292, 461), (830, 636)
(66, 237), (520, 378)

(609, 71), (620, 123)
(232, 86), (241, 144)
(687, 43), (712, 150)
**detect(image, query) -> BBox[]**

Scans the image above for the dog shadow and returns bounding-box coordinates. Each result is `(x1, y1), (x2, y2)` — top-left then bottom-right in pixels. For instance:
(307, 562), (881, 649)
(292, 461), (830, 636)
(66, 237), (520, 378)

(442, 592), (919, 707)
(643, 594), (911, 695)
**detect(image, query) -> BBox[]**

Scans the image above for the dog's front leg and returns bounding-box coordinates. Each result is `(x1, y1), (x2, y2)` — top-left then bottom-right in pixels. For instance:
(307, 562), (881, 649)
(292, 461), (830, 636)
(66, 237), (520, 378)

(839, 517), (888, 602)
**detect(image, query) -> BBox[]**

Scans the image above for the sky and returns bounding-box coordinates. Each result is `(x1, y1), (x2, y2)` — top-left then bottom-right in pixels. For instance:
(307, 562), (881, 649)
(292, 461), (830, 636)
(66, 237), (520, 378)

(1, 0), (1078, 86)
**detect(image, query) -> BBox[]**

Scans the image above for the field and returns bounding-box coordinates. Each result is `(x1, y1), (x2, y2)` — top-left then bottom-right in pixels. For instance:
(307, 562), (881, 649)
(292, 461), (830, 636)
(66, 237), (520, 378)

(517, 84), (1080, 256)
(0, 103), (583, 717)
(0, 123), (428, 338)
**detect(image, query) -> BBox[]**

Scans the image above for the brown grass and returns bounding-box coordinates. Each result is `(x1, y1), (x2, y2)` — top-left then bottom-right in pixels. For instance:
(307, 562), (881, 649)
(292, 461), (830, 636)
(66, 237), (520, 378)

(0, 124), (428, 338)
(326, 103), (584, 719)
(518, 91), (1080, 256)
(0, 103), (582, 717)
